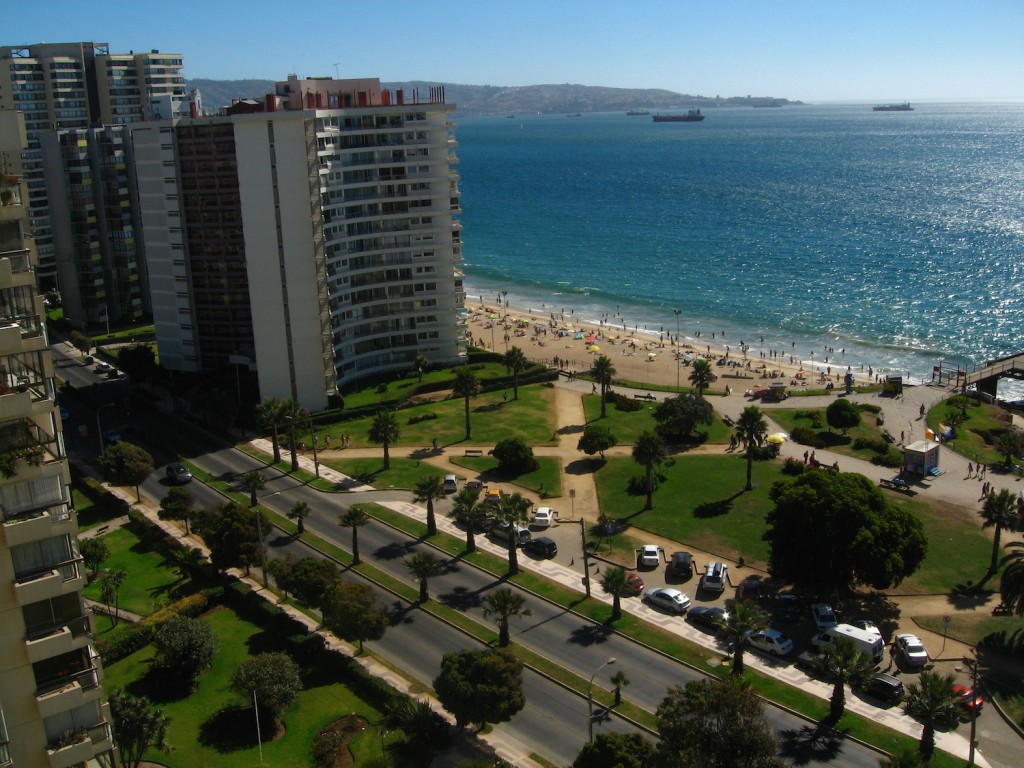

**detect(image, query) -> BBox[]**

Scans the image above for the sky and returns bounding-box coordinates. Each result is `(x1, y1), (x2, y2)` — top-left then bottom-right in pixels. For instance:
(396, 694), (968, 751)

(7, 1), (1024, 102)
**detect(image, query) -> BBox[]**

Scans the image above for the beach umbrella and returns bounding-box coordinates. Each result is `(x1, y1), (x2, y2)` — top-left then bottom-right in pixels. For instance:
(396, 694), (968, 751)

(647, 352), (656, 361)
(766, 433), (788, 444)
(590, 344), (600, 351)
(575, 332), (584, 339)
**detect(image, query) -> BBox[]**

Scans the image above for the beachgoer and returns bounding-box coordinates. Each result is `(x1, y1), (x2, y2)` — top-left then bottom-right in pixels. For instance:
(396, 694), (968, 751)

(919, 404), (925, 418)
(967, 462), (973, 478)
(432, 437), (438, 450)
(324, 435), (330, 447)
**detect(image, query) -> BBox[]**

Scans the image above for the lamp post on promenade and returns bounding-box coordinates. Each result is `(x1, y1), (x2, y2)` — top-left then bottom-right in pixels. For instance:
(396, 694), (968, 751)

(673, 309), (682, 392)
(588, 657), (616, 742)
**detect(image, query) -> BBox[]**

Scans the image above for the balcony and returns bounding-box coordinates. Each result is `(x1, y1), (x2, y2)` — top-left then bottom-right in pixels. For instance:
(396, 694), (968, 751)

(26, 616), (92, 664)
(2, 505), (74, 548)
(35, 666), (102, 720)
(14, 561), (84, 606)
(46, 732), (93, 768)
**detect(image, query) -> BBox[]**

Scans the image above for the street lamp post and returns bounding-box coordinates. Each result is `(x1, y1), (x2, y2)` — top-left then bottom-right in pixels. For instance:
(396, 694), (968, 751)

(587, 657), (616, 742)
(673, 309), (682, 392)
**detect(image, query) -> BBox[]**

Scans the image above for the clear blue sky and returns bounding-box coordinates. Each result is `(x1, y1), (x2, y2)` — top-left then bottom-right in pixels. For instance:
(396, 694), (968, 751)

(9, 1), (1023, 101)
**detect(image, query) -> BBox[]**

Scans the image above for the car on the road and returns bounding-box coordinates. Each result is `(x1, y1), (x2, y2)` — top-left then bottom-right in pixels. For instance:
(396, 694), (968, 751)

(532, 507), (556, 528)
(952, 683), (984, 714)
(165, 463), (192, 485)
(94, 362), (113, 374)
(523, 536), (558, 559)
(850, 619), (882, 638)
(688, 606), (728, 631)
(668, 551), (693, 578)
(624, 572), (645, 597)
(644, 587), (691, 614)
(861, 672), (905, 704)
(746, 629), (794, 656)
(811, 603), (839, 631)
(637, 544), (661, 569)
(894, 633), (929, 667)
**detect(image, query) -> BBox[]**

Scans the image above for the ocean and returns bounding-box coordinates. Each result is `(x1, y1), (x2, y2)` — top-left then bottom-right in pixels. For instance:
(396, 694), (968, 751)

(454, 102), (1024, 395)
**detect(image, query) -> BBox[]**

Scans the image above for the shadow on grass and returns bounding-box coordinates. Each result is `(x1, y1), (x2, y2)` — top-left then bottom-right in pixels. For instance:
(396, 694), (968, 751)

(199, 706), (266, 753)
(778, 722), (845, 764)
(125, 665), (195, 704)
(566, 457), (603, 475)
(439, 585), (485, 611)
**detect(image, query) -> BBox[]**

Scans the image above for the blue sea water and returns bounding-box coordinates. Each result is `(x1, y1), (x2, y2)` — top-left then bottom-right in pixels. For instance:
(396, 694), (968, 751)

(455, 103), (1024, 393)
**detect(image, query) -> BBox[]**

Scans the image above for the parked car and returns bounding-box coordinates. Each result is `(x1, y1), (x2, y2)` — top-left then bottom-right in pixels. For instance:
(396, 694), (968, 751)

(862, 672), (905, 704)
(94, 362), (113, 374)
(644, 587), (691, 614)
(701, 562), (728, 593)
(668, 551), (693, 578)
(624, 572), (645, 597)
(484, 488), (503, 506)
(165, 463), (192, 485)
(523, 536), (558, 559)
(736, 575), (764, 601)
(464, 479), (483, 490)
(776, 594), (800, 622)
(952, 683), (984, 714)
(443, 474), (458, 493)
(894, 633), (929, 667)
(637, 545), (661, 569)
(746, 629), (794, 657)
(850, 619), (882, 638)
(688, 606), (728, 631)
(491, 522), (531, 547)
(532, 507), (556, 528)
(811, 603), (839, 631)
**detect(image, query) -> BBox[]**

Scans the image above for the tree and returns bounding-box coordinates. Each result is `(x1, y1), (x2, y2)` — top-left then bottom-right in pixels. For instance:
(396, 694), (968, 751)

(413, 473), (446, 537)
(688, 358), (715, 398)
(269, 555), (337, 607)
(171, 546), (206, 581)
(414, 353), (430, 382)
(288, 500), (312, 534)
(79, 536), (109, 580)
(716, 601), (769, 676)
(98, 441), (154, 501)
(321, 580), (389, 654)
(368, 408), (401, 470)
(482, 587), (532, 647)
(339, 504), (371, 565)
(281, 397), (303, 471)
(451, 486), (488, 552)
(492, 491), (531, 574)
(904, 670), (961, 761)
(433, 649), (525, 729)
(765, 471), (927, 596)
(384, 695), (451, 758)
(632, 431), (667, 509)
(877, 748), (923, 768)
(656, 678), (784, 768)
(610, 670), (630, 706)
(257, 396), (286, 464)
(572, 732), (655, 768)
(154, 616), (217, 690)
(489, 437), (537, 474)
(809, 636), (876, 720)
(230, 652), (302, 726)
(735, 405), (769, 491)
(826, 398), (861, 434)
(100, 570), (127, 626)
(117, 344), (157, 384)
(591, 355), (616, 418)
(654, 393), (714, 441)
(981, 488), (1018, 576)
(452, 366), (480, 440)
(599, 566), (633, 621)
(237, 469), (266, 507)
(405, 551), (444, 602)
(999, 542), (1024, 615)
(109, 689), (172, 768)
(996, 429), (1023, 470)
(503, 345), (528, 400)
(201, 500), (269, 574)
(158, 485), (196, 534)
(578, 424), (617, 460)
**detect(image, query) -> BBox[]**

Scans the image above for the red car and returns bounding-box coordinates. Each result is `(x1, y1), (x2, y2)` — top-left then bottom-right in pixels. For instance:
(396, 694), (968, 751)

(625, 572), (645, 596)
(952, 684), (984, 714)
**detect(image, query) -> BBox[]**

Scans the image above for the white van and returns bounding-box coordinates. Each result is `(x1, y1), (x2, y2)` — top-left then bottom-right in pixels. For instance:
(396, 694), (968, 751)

(811, 623), (885, 665)
(492, 522), (532, 547)
(701, 562), (728, 593)
(443, 474), (458, 493)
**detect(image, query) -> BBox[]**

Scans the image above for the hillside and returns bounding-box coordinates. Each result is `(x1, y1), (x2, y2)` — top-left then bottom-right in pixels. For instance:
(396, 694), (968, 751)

(189, 78), (800, 116)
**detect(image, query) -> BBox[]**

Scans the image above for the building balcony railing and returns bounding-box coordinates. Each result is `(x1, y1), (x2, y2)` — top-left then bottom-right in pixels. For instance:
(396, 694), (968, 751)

(14, 558), (84, 606)
(25, 615), (92, 664)
(2, 503), (74, 548)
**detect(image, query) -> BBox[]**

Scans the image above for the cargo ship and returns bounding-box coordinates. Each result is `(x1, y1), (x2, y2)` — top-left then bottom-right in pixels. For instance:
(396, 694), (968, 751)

(872, 103), (913, 111)
(652, 109), (704, 122)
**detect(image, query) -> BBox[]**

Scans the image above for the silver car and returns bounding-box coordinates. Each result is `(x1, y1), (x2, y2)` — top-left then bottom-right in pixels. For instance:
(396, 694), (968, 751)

(644, 587), (691, 614)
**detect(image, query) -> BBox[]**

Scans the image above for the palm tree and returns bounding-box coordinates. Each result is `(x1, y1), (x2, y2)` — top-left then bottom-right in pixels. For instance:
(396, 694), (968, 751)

(482, 588), (533, 647)
(368, 409), (401, 470)
(492, 492), (532, 574)
(238, 470), (266, 507)
(904, 670), (961, 761)
(281, 398), (303, 471)
(414, 354), (430, 383)
(452, 367), (480, 440)
(810, 636), (876, 720)
(172, 546), (206, 581)
(981, 488), (1017, 576)
(413, 474), (446, 537)
(404, 551), (444, 602)
(877, 748), (922, 768)
(257, 396), (285, 464)
(503, 346), (528, 400)
(632, 431), (667, 510)
(451, 486), (487, 552)
(996, 429), (1023, 470)
(610, 670), (631, 706)
(288, 500), (312, 534)
(999, 541), (1024, 615)
(735, 405), (769, 491)
(339, 505), (371, 565)
(689, 358), (715, 398)
(101, 569), (127, 626)
(591, 355), (616, 418)
(717, 601), (769, 676)
(599, 566), (633, 620)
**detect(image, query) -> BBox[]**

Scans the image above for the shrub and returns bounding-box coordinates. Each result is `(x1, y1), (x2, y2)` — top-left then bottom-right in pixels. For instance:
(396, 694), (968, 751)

(490, 437), (537, 474)
(611, 392), (644, 412)
(790, 425), (824, 448)
(782, 457), (806, 475)
(870, 450), (904, 468)
(853, 436), (890, 454)
(749, 444), (780, 461)
(857, 403), (882, 414)
(408, 412), (438, 425)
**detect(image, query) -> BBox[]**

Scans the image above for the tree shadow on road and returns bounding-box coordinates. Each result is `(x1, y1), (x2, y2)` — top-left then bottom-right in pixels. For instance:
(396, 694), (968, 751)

(568, 622), (614, 646)
(778, 723), (845, 764)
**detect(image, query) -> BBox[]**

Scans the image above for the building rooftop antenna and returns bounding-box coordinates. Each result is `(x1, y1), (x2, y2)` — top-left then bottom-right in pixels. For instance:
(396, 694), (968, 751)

(333, 63), (341, 79)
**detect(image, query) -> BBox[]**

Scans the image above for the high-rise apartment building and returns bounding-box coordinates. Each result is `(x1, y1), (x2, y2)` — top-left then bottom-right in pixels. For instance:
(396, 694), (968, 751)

(0, 111), (115, 768)
(133, 75), (467, 409)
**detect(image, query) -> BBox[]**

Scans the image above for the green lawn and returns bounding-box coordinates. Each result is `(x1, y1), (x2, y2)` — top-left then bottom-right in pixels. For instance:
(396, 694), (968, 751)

(449, 455), (563, 498)
(928, 397), (1018, 469)
(581, 394), (733, 445)
(325, 455), (447, 490)
(770, 405), (892, 462)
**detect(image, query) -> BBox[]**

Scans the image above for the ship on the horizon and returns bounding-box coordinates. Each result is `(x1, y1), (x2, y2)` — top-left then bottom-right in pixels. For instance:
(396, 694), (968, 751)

(872, 102), (914, 112)
(626, 108), (651, 115)
(652, 109), (704, 122)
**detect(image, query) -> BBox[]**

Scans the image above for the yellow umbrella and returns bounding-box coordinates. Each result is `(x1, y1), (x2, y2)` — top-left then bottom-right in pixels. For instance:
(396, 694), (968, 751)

(590, 344), (600, 351)
(766, 433), (788, 444)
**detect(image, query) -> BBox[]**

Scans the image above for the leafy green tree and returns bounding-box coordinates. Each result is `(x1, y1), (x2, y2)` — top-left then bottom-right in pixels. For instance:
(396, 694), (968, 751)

(482, 588), (532, 647)
(809, 636), (876, 720)
(656, 678), (784, 768)
(201, 500), (268, 574)
(98, 442), (154, 501)
(572, 732), (655, 768)
(109, 689), (172, 768)
(237, 469), (265, 507)
(826, 398), (861, 434)
(996, 429), (1023, 470)
(257, 396), (286, 464)
(79, 536), (109, 580)
(654, 393), (714, 441)
(503, 345), (528, 400)
(490, 437), (537, 474)
(765, 471), (927, 596)
(321, 580), (389, 654)
(269, 555), (337, 607)
(433, 649), (525, 729)
(159, 485), (196, 534)
(339, 504), (371, 565)
(288, 500), (312, 534)
(451, 486), (487, 552)
(230, 652), (302, 726)
(999, 542), (1024, 615)
(599, 566), (633, 621)
(405, 551), (444, 602)
(904, 670), (961, 761)
(452, 366), (480, 440)
(716, 601), (769, 676)
(981, 488), (1018, 576)
(171, 546), (206, 581)
(154, 616), (217, 690)
(368, 408), (401, 470)
(591, 355), (616, 418)
(632, 431), (667, 509)
(735, 405), (769, 491)
(117, 344), (157, 384)
(577, 424), (617, 460)
(100, 569), (127, 626)
(688, 358), (715, 398)
(414, 354), (430, 382)
(413, 473), (446, 537)
(492, 491), (531, 574)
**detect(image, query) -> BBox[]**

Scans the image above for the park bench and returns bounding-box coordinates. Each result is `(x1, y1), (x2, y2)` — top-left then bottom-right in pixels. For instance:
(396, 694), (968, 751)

(633, 393), (657, 401)
(879, 477), (912, 493)
(464, 449), (484, 457)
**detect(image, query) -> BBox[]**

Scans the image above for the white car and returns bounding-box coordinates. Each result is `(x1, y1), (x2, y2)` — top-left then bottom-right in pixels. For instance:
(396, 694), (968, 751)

(644, 587), (691, 614)
(638, 545), (661, 568)
(894, 633), (929, 667)
(851, 619), (882, 638)
(532, 507), (556, 527)
(747, 629), (795, 657)
(811, 603), (839, 631)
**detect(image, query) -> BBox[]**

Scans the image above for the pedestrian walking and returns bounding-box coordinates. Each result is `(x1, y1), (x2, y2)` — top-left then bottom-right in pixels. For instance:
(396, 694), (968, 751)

(967, 462), (973, 478)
